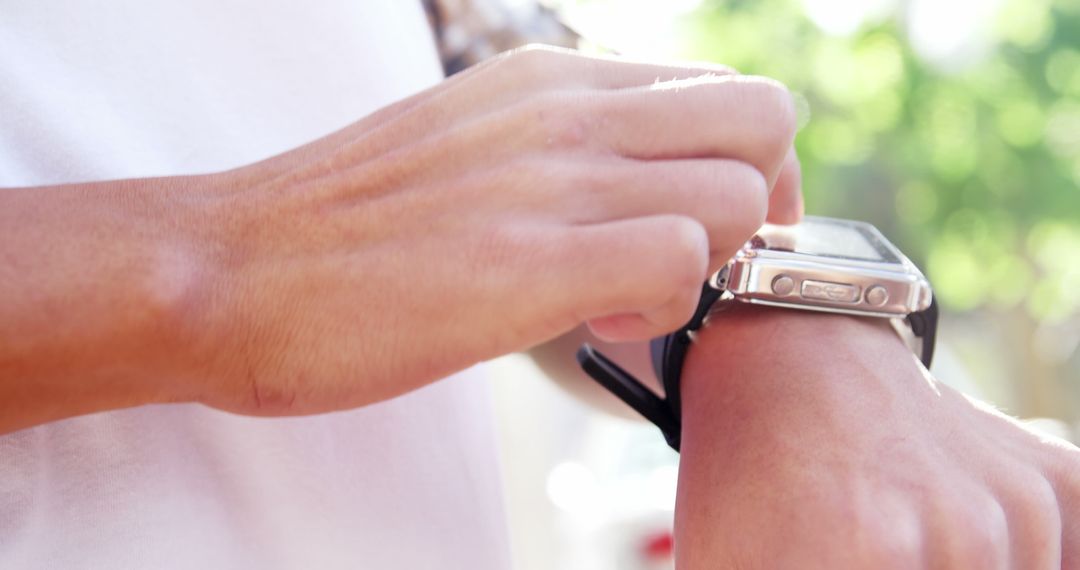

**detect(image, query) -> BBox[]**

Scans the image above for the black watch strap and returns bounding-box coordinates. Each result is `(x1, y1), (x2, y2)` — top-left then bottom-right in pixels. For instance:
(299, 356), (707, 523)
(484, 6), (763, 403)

(577, 345), (682, 450)
(648, 283), (726, 425)
(907, 296), (939, 367)
(577, 284), (940, 453)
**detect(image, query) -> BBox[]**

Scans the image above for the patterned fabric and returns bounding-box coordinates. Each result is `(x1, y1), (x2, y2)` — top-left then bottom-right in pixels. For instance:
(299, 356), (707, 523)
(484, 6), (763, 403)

(422, 0), (580, 75)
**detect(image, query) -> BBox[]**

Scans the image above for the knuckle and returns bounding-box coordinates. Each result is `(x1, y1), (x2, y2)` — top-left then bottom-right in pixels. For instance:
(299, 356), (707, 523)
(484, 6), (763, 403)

(858, 535), (921, 569)
(756, 78), (798, 132)
(719, 162), (769, 238)
(658, 216), (709, 289)
(499, 43), (568, 82)
(732, 162), (770, 215)
(929, 494), (1008, 568)
(850, 499), (923, 567)
(511, 43), (565, 58)
(1065, 445), (1080, 475)
(726, 159), (769, 193)
(682, 164), (766, 266)
(1050, 444), (1080, 497)
(523, 92), (595, 149)
(1013, 471), (1063, 534)
(1029, 471), (1062, 511)
(956, 521), (1006, 567)
(659, 282), (702, 329)
(972, 496), (1010, 548)
(737, 77), (798, 155)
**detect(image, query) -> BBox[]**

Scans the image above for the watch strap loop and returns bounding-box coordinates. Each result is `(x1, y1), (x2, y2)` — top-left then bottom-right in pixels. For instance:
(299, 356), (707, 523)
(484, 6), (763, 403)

(655, 283), (725, 423)
(576, 344), (682, 450)
(905, 296), (939, 367)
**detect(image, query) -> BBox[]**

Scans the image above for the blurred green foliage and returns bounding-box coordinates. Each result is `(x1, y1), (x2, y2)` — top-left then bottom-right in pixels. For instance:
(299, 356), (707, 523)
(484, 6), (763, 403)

(554, 0), (1079, 419)
(670, 0), (1080, 323)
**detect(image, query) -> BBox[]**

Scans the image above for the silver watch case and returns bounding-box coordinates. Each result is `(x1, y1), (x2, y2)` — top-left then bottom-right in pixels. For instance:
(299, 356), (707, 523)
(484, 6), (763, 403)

(711, 217), (933, 319)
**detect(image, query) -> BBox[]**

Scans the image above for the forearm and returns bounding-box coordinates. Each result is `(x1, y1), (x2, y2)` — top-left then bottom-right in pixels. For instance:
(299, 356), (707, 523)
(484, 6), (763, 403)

(673, 307), (933, 567)
(0, 175), (217, 433)
(0, 48), (809, 434)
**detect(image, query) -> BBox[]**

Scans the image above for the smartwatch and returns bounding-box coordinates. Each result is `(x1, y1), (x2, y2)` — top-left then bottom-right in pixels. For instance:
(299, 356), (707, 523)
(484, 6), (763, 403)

(577, 216), (939, 452)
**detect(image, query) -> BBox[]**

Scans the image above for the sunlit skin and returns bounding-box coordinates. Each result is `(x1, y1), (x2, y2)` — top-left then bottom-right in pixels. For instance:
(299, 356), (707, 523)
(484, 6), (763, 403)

(536, 305), (1080, 569)
(0, 46), (801, 432)
(676, 305), (1080, 569)
(5, 41), (1076, 568)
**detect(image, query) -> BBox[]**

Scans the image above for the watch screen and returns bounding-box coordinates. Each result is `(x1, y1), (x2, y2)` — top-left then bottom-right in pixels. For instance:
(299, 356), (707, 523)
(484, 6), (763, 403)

(753, 217), (901, 263)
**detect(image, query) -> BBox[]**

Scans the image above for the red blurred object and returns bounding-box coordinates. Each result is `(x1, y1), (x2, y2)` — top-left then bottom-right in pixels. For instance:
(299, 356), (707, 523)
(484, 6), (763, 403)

(641, 530), (673, 560)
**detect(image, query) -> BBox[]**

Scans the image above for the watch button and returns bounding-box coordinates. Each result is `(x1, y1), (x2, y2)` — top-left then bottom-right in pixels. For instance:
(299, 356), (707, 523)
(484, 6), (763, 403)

(865, 285), (889, 306)
(801, 280), (860, 303)
(771, 274), (796, 296)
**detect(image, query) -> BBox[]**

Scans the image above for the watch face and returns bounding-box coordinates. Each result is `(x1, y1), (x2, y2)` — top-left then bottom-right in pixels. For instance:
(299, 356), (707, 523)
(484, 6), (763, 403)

(751, 217), (902, 264)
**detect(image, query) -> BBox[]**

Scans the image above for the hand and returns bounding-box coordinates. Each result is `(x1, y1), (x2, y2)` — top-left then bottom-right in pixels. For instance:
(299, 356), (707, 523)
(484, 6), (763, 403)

(674, 306), (1080, 569)
(163, 46), (802, 415)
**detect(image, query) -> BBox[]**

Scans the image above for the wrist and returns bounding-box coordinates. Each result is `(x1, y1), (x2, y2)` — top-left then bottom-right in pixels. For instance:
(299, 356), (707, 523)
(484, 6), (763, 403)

(148, 171), (249, 407)
(0, 174), (226, 432)
(98, 174), (223, 406)
(687, 304), (914, 377)
(70, 172), (237, 409)
(679, 304), (935, 448)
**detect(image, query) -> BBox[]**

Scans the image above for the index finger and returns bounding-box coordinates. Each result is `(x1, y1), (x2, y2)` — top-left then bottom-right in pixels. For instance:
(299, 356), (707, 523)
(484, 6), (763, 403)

(580, 75), (798, 190)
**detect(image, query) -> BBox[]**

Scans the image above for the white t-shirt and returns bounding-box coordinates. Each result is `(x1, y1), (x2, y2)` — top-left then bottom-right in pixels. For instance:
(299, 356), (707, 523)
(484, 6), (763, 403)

(0, 1), (511, 568)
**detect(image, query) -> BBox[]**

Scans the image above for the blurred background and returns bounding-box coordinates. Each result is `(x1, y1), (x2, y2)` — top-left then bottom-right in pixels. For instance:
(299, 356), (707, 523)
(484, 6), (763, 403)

(482, 0), (1080, 567)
